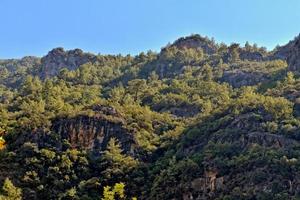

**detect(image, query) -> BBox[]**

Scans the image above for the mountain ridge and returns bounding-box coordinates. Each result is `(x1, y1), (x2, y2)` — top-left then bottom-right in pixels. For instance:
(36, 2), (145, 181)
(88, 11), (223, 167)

(1, 33), (300, 199)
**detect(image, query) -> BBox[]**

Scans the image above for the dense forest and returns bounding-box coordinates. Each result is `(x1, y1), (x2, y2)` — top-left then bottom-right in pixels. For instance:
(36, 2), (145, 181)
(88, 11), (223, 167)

(1, 34), (300, 199)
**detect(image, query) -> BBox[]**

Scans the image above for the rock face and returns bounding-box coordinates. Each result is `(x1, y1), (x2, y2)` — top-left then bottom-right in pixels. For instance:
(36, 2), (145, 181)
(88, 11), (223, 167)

(216, 113), (298, 148)
(176, 110), (300, 199)
(171, 34), (217, 54)
(0, 56), (41, 88)
(40, 48), (97, 79)
(154, 104), (200, 118)
(38, 106), (136, 155)
(191, 170), (224, 193)
(0, 56), (41, 71)
(244, 132), (297, 148)
(239, 50), (265, 61)
(221, 69), (268, 88)
(293, 99), (300, 118)
(182, 112), (299, 156)
(52, 116), (134, 154)
(274, 35), (300, 72)
(170, 35), (268, 61)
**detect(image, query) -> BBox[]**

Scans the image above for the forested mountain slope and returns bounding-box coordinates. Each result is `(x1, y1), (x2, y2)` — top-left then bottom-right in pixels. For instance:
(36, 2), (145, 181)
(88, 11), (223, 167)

(1, 34), (300, 199)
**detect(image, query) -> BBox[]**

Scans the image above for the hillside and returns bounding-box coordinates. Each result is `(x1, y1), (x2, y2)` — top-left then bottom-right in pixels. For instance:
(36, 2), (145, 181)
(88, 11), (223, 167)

(1, 34), (300, 199)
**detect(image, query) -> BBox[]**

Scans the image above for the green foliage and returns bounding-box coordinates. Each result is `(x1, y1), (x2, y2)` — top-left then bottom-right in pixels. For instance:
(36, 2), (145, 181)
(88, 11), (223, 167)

(102, 183), (125, 200)
(0, 178), (22, 200)
(101, 138), (138, 180)
(102, 182), (136, 200)
(234, 87), (293, 120)
(1, 35), (300, 199)
(150, 158), (200, 199)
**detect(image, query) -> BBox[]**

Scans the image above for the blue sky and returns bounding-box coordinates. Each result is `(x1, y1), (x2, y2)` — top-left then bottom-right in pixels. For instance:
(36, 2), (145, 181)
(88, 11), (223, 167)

(1, 0), (300, 58)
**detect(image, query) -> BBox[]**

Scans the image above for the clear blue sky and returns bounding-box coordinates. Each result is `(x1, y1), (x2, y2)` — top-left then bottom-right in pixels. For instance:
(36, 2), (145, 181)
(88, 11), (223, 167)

(1, 0), (300, 58)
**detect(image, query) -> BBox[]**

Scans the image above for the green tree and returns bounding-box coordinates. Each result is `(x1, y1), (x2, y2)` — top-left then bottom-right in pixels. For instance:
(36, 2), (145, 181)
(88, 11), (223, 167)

(21, 75), (43, 97)
(229, 43), (240, 62)
(19, 99), (50, 130)
(0, 178), (22, 200)
(0, 106), (9, 134)
(102, 183), (125, 200)
(109, 86), (126, 104)
(102, 183), (137, 200)
(0, 68), (9, 80)
(245, 41), (251, 51)
(201, 64), (213, 81)
(101, 138), (138, 180)
(127, 79), (147, 102)
(285, 71), (295, 85)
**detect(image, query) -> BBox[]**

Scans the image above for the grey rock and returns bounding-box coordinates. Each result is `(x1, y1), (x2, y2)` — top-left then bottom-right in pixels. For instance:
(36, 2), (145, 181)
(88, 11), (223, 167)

(40, 47), (97, 79)
(221, 69), (267, 87)
(171, 34), (217, 54)
(274, 34), (300, 72)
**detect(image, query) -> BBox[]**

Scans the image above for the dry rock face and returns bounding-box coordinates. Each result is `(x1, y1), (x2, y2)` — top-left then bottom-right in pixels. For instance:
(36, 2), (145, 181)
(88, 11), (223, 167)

(275, 35), (300, 72)
(180, 111), (300, 157)
(0, 56), (40, 71)
(191, 170), (224, 193)
(221, 69), (268, 88)
(52, 115), (134, 154)
(35, 106), (137, 155)
(40, 47), (97, 79)
(171, 34), (217, 54)
(239, 50), (265, 61)
(176, 110), (300, 199)
(294, 100), (300, 118)
(52, 107), (135, 155)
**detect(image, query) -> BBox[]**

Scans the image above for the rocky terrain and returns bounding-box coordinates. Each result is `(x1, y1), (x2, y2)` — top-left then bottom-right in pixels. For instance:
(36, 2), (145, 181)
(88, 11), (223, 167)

(39, 48), (97, 79)
(275, 34), (300, 71)
(1, 34), (300, 199)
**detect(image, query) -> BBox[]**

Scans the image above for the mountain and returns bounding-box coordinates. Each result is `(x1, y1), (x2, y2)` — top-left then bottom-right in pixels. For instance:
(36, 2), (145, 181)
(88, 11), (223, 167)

(274, 34), (300, 71)
(1, 34), (300, 199)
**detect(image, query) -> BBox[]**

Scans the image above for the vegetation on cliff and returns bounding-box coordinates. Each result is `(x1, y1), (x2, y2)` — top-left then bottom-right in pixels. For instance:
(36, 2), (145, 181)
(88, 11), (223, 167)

(1, 34), (300, 199)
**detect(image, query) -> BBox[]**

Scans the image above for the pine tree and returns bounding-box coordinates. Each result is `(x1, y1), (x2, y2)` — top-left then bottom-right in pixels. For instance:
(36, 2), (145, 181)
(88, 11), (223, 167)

(101, 138), (138, 180)
(285, 71), (295, 84)
(102, 183), (137, 200)
(102, 183), (125, 200)
(0, 178), (22, 200)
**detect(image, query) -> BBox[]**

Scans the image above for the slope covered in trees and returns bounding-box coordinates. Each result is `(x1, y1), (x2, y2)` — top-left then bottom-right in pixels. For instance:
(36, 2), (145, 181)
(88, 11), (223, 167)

(1, 34), (300, 199)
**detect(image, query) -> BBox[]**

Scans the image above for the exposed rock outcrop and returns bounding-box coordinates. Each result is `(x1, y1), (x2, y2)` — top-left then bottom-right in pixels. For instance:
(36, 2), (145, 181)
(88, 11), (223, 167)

(243, 132), (298, 148)
(171, 34), (217, 54)
(293, 98), (300, 118)
(0, 56), (41, 71)
(29, 106), (137, 156)
(221, 69), (268, 87)
(174, 108), (300, 199)
(53, 106), (136, 155)
(239, 50), (265, 61)
(52, 115), (135, 154)
(274, 34), (300, 72)
(40, 47), (97, 79)
(181, 112), (299, 157)
(191, 170), (224, 193)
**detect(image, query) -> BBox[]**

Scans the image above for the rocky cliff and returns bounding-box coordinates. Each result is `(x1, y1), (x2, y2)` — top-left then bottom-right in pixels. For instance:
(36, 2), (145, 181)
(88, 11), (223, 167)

(52, 116), (135, 155)
(39, 47), (97, 79)
(275, 35), (300, 72)
(170, 34), (218, 54)
(221, 69), (267, 87)
(171, 109), (300, 199)
(23, 105), (138, 156)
